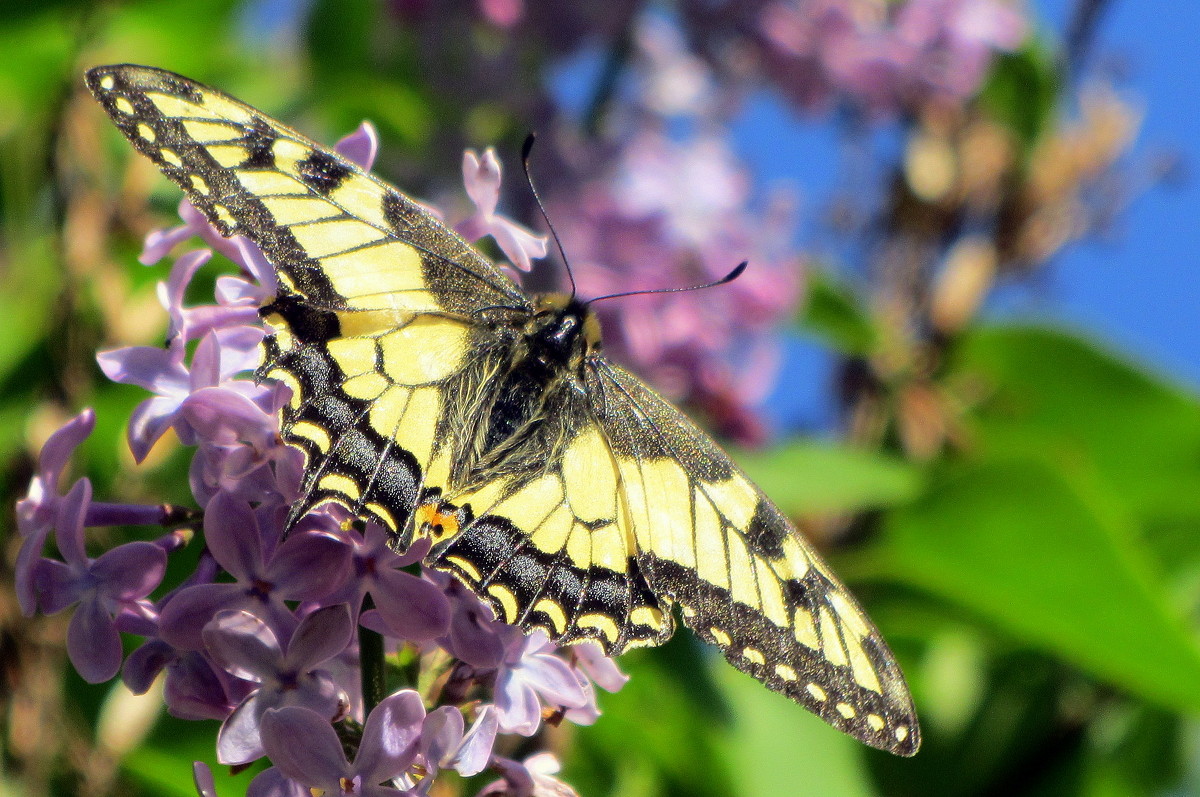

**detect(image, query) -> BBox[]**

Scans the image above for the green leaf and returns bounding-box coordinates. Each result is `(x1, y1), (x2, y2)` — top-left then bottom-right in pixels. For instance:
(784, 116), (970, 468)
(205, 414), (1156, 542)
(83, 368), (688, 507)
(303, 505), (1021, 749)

(798, 271), (879, 355)
(720, 663), (878, 797)
(736, 441), (923, 515)
(877, 457), (1200, 714)
(953, 325), (1200, 524)
(568, 634), (736, 797)
(979, 38), (1060, 156)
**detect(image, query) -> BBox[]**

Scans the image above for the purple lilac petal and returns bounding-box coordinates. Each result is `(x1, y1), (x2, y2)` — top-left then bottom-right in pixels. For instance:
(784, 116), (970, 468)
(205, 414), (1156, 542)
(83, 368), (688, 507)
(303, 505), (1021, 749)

(163, 651), (242, 721)
(455, 148), (547, 272)
(571, 641), (629, 693)
(428, 571), (506, 668)
(419, 706), (463, 770)
(204, 491), (264, 581)
(455, 706), (498, 776)
(247, 767), (308, 797)
(218, 695), (272, 763)
(494, 630), (588, 736)
(127, 396), (188, 462)
(193, 761), (219, 797)
(479, 753), (574, 797)
(371, 568), (452, 642)
(204, 610), (284, 682)
(496, 673), (543, 736)
(124, 638), (176, 694)
(98, 340), (188, 394)
(16, 408), (95, 538)
(92, 541), (167, 600)
(232, 237), (277, 294)
(15, 523), (52, 615)
(37, 559), (80, 615)
(355, 690), (426, 783)
(53, 477), (91, 566)
(140, 218), (199, 265)
(159, 248), (213, 341)
(260, 706), (353, 787)
(283, 604), (354, 669)
(335, 121), (379, 169)
(159, 583), (260, 651)
(262, 531), (351, 600)
(424, 704), (498, 778)
(182, 388), (277, 452)
(68, 596), (123, 683)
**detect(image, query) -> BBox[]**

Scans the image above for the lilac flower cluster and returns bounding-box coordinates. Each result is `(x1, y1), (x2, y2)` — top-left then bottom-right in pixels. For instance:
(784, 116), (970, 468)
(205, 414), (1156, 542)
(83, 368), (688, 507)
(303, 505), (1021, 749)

(755, 0), (1028, 116)
(550, 129), (804, 446)
(16, 123), (607, 797)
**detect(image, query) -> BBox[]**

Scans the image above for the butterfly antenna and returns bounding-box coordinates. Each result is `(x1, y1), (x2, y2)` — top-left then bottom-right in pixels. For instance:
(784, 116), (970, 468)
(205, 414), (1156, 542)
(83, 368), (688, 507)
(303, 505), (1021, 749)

(521, 133), (577, 300)
(588, 261), (748, 305)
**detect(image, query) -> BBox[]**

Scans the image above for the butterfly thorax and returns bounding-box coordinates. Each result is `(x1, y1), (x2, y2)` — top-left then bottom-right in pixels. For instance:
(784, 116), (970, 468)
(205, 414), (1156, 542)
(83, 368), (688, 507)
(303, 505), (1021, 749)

(450, 294), (601, 486)
(525, 293), (602, 368)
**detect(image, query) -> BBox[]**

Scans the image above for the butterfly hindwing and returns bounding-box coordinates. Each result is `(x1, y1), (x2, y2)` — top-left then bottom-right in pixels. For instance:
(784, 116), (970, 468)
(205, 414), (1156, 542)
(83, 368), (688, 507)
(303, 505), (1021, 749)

(420, 388), (674, 652)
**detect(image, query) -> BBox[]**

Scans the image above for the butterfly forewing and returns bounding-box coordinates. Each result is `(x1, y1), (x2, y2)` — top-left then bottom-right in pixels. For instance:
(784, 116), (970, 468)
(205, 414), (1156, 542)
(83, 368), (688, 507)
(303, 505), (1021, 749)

(86, 64), (527, 531)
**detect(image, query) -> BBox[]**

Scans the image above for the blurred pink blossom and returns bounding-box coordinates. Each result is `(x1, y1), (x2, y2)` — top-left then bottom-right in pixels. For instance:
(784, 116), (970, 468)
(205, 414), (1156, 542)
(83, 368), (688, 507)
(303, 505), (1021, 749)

(759, 0), (1027, 115)
(556, 130), (803, 445)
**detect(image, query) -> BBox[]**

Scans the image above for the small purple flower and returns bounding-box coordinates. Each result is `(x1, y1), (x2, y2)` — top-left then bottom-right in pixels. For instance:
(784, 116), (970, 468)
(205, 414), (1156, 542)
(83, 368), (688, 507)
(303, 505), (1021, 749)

(158, 249), (261, 344)
(193, 761), (308, 797)
(33, 479), (167, 682)
(561, 641), (629, 725)
(333, 524), (450, 643)
(97, 328), (268, 463)
(418, 704), (497, 780)
(493, 629), (588, 736)
(126, 639), (246, 720)
(260, 690), (426, 796)
(141, 198), (247, 267)
(428, 570), (507, 668)
(478, 753), (577, 797)
(455, 147), (548, 272)
(205, 604), (353, 765)
(16, 408), (95, 539)
(157, 491), (350, 650)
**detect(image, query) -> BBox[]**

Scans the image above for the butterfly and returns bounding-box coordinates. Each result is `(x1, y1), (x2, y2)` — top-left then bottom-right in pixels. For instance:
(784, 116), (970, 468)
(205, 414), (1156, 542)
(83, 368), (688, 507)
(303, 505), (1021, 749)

(86, 64), (919, 755)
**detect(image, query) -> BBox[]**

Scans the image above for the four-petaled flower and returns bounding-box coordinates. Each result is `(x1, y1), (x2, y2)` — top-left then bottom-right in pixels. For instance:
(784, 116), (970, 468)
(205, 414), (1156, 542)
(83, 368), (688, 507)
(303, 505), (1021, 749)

(205, 604), (354, 765)
(261, 690), (427, 796)
(34, 480), (167, 682)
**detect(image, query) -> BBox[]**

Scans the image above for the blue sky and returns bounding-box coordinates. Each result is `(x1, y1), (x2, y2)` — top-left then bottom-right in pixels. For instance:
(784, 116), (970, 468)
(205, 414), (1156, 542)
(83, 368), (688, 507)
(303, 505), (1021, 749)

(997, 0), (1200, 388)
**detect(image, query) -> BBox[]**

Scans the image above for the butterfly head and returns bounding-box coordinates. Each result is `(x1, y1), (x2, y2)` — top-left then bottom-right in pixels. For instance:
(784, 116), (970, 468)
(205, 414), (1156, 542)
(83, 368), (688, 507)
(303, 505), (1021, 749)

(528, 293), (602, 370)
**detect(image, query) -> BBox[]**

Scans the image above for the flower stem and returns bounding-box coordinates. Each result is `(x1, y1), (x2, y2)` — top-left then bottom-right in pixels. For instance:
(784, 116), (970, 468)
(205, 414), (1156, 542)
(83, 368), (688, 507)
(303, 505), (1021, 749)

(360, 595), (386, 716)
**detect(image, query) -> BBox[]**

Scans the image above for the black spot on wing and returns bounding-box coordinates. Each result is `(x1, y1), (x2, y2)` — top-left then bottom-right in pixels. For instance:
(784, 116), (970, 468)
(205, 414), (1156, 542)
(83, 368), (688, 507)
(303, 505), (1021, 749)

(297, 149), (350, 194)
(158, 73), (204, 102)
(382, 190), (424, 235)
(744, 500), (790, 559)
(241, 118), (277, 169)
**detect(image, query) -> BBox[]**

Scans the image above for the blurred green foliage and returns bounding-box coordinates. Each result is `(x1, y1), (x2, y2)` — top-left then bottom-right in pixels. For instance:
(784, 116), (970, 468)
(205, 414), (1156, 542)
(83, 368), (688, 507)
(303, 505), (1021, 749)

(2, 1), (1199, 796)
